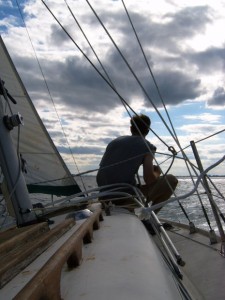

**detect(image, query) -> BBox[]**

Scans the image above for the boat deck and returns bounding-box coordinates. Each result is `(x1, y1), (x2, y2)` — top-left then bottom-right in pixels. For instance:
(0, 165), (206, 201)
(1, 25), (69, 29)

(0, 207), (224, 300)
(0, 207), (198, 300)
(60, 209), (191, 300)
(157, 222), (225, 300)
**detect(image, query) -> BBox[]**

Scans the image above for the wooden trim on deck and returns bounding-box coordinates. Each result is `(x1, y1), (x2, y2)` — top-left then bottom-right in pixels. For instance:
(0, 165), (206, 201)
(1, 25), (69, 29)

(0, 219), (75, 288)
(14, 207), (103, 300)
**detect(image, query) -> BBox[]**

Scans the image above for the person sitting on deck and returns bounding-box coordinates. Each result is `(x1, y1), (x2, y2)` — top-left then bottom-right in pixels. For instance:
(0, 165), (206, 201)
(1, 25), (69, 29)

(96, 114), (178, 212)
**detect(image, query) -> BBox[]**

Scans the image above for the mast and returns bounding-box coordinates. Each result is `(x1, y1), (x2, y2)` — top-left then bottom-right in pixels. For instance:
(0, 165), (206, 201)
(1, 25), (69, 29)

(0, 79), (37, 226)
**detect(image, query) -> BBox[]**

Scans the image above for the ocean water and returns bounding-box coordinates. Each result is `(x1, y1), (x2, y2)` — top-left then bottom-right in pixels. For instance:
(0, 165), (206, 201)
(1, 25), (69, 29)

(75, 176), (225, 232)
(1, 176), (225, 233)
(158, 177), (225, 231)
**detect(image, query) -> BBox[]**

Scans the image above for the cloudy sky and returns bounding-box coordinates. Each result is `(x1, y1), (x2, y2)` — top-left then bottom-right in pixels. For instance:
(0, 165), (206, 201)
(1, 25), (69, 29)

(0, 0), (225, 177)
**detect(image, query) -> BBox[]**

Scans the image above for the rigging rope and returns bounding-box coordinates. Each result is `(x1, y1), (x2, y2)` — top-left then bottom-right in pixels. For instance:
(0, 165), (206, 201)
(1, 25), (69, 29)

(42, 0), (178, 164)
(123, 0), (225, 229)
(120, 0), (193, 166)
(64, 1), (173, 150)
(36, 1), (225, 230)
(41, 0), (172, 199)
(157, 130), (224, 229)
(42, 0), (177, 185)
(120, 0), (199, 222)
(141, 155), (225, 214)
(84, 0), (215, 226)
(85, 0), (185, 147)
(121, 0), (178, 141)
(63, 1), (140, 132)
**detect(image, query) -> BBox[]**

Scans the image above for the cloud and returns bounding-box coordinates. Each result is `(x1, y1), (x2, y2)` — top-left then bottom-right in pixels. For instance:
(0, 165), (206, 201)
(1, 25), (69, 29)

(10, 51), (120, 113)
(110, 5), (212, 51)
(0, 15), (20, 30)
(179, 123), (224, 137)
(1, 0), (225, 176)
(5, 2), (220, 115)
(50, 24), (69, 45)
(0, 0), (12, 7)
(161, 6), (212, 46)
(35, 3), (213, 111)
(208, 87), (225, 106)
(58, 145), (103, 155)
(183, 112), (222, 123)
(143, 70), (202, 106)
(187, 47), (225, 73)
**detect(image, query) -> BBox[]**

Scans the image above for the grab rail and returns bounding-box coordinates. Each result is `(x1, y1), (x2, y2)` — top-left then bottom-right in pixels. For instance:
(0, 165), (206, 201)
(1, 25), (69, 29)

(14, 207), (103, 300)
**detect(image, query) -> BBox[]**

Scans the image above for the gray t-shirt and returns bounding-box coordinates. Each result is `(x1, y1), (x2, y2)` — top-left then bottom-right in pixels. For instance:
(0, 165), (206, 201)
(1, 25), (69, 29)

(97, 135), (156, 186)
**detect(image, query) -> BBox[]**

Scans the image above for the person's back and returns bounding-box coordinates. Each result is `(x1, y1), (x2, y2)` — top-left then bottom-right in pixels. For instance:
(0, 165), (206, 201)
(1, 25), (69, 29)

(96, 113), (178, 211)
(96, 135), (156, 186)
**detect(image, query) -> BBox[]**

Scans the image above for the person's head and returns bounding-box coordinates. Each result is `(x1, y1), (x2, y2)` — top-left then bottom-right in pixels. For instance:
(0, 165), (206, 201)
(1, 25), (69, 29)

(130, 114), (151, 136)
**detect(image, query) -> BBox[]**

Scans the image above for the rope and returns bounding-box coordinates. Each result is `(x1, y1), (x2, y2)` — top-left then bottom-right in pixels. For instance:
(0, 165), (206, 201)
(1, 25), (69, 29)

(207, 176), (225, 202)
(85, 0), (181, 145)
(43, 1), (171, 161)
(197, 128), (225, 143)
(163, 131), (225, 227)
(120, 1), (222, 230)
(121, 0), (179, 143)
(63, 1), (151, 145)
(20, 2), (225, 231)
(42, 0), (179, 203)
(169, 229), (220, 252)
(23, 152), (155, 185)
(39, 2), (159, 193)
(141, 155), (225, 214)
(84, 0), (203, 224)
(121, 0), (193, 222)
(33, 3), (204, 224)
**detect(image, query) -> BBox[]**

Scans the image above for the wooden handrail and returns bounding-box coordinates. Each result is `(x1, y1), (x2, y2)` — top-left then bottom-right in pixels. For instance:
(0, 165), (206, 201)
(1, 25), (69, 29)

(14, 208), (103, 300)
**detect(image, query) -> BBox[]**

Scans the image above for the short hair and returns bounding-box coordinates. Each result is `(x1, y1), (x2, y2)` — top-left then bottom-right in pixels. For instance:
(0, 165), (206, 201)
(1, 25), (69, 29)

(130, 114), (151, 135)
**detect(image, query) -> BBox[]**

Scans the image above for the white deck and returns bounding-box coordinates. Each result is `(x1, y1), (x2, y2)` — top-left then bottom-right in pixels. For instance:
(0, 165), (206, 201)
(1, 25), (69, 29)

(1, 207), (224, 299)
(60, 209), (194, 300)
(160, 223), (225, 300)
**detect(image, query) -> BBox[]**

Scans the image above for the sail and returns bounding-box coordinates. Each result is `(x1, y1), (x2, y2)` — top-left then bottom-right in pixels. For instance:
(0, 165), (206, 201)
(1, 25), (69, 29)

(0, 36), (81, 196)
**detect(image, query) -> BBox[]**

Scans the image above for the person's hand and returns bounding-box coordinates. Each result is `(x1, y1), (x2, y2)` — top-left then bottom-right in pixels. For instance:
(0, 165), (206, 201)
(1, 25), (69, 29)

(153, 165), (162, 176)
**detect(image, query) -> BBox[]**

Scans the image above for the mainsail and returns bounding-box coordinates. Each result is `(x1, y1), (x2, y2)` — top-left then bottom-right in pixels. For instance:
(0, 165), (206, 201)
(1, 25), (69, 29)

(0, 36), (81, 196)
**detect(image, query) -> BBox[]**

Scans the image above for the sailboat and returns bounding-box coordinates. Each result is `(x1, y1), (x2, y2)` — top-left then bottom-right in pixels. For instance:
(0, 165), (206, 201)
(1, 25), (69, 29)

(1, 2), (225, 299)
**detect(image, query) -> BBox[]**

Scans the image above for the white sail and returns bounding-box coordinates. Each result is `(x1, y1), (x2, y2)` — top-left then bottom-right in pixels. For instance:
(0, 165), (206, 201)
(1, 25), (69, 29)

(0, 36), (80, 196)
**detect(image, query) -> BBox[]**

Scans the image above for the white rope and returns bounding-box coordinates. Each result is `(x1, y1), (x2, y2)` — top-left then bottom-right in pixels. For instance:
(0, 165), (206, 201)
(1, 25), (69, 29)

(135, 155), (225, 219)
(43, 182), (144, 208)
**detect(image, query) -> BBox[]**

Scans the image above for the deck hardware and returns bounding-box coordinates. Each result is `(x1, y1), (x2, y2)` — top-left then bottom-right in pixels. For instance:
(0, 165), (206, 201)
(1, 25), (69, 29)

(168, 146), (177, 156)
(189, 222), (197, 234)
(0, 79), (17, 104)
(0, 81), (37, 227)
(209, 229), (218, 245)
(220, 241), (225, 257)
(3, 113), (23, 130)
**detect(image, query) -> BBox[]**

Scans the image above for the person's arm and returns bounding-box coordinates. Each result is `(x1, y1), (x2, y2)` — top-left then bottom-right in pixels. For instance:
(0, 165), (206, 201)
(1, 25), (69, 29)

(143, 153), (161, 185)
